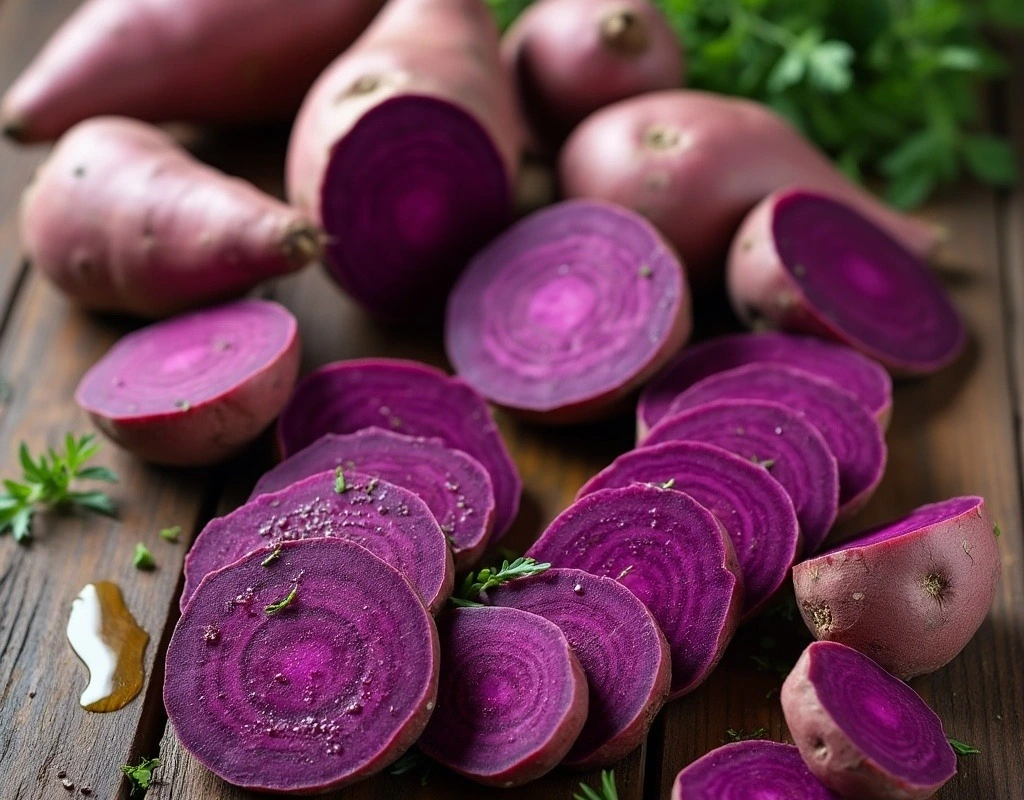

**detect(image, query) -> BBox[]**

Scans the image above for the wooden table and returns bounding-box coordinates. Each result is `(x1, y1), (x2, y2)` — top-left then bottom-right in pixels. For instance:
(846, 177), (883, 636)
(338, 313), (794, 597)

(1, 2), (1022, 798)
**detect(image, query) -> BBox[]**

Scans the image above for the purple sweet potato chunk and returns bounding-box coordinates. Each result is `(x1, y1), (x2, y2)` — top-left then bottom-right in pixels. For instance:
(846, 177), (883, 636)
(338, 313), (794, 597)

(793, 496), (1001, 679)
(419, 605), (588, 787)
(668, 364), (886, 519)
(182, 470), (453, 613)
(164, 537), (440, 794)
(783, 641), (958, 800)
(528, 484), (742, 697)
(641, 399), (839, 552)
(251, 429), (494, 569)
(671, 740), (842, 800)
(445, 199), (691, 423)
(486, 568), (670, 768)
(579, 441), (799, 617)
(727, 189), (966, 376)
(276, 358), (521, 539)
(637, 332), (892, 437)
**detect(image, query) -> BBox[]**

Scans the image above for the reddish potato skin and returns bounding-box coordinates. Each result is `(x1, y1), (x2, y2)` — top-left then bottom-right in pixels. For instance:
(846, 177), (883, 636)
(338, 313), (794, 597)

(1, 0), (384, 143)
(559, 91), (941, 286)
(793, 498), (1001, 679)
(20, 117), (319, 318)
(502, 0), (683, 147)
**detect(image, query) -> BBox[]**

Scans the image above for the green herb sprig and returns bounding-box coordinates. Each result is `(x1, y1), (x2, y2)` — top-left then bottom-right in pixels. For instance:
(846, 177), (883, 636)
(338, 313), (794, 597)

(451, 557), (551, 607)
(726, 726), (767, 742)
(390, 748), (432, 786)
(121, 756), (160, 795)
(159, 525), (181, 543)
(133, 543), (156, 571)
(0, 434), (117, 543)
(265, 585), (298, 615)
(575, 770), (619, 800)
(948, 737), (981, 756)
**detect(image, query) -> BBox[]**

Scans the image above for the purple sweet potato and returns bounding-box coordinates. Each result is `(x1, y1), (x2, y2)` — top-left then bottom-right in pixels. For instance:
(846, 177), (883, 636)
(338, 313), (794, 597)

(165, 537), (439, 794)
(251, 429), (494, 569)
(668, 364), (886, 519)
(76, 299), (299, 466)
(559, 91), (942, 286)
(446, 200), (691, 423)
(528, 484), (742, 697)
(793, 496), (1001, 679)
(782, 641), (958, 800)
(727, 189), (966, 375)
(641, 400), (839, 553)
(637, 332), (893, 437)
(1, 0), (385, 143)
(502, 0), (683, 145)
(486, 568), (670, 768)
(671, 740), (842, 800)
(418, 606), (588, 787)
(286, 0), (521, 319)
(276, 359), (521, 540)
(182, 470), (453, 613)
(579, 441), (799, 617)
(20, 117), (320, 318)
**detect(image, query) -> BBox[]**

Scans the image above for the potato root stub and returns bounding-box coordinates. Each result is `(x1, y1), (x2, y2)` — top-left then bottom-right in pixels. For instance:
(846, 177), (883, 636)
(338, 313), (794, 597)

(182, 470), (453, 614)
(782, 642), (958, 800)
(20, 117), (320, 319)
(446, 200), (691, 423)
(286, 0), (521, 319)
(502, 0), (683, 147)
(419, 606), (589, 787)
(559, 91), (941, 286)
(642, 399), (839, 553)
(637, 332), (893, 437)
(76, 299), (299, 466)
(671, 740), (842, 800)
(528, 484), (742, 698)
(276, 358), (522, 540)
(669, 364), (886, 520)
(251, 429), (494, 570)
(727, 189), (966, 376)
(164, 538), (439, 794)
(486, 568), (671, 768)
(793, 496), (1001, 679)
(579, 441), (800, 618)
(0, 0), (385, 143)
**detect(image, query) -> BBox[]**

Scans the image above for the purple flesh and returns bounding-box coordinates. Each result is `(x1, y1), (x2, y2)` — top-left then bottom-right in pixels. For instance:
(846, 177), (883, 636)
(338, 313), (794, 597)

(638, 332), (892, 434)
(276, 358), (521, 539)
(251, 429), (494, 569)
(579, 441), (800, 617)
(642, 400), (839, 552)
(671, 741), (842, 800)
(825, 495), (982, 553)
(419, 605), (587, 787)
(321, 95), (512, 319)
(486, 568), (670, 768)
(668, 364), (886, 517)
(164, 538), (439, 794)
(446, 199), (688, 416)
(773, 191), (965, 374)
(182, 470), (452, 613)
(528, 484), (741, 697)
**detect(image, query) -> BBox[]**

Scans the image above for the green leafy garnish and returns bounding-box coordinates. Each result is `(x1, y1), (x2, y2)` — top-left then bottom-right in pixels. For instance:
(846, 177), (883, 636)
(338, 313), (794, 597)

(133, 543), (156, 571)
(575, 769), (619, 800)
(390, 748), (432, 786)
(948, 737), (981, 756)
(658, 478), (676, 490)
(334, 467), (350, 494)
(159, 525), (181, 543)
(261, 546), (283, 567)
(753, 457), (777, 470)
(726, 726), (767, 742)
(121, 757), (160, 795)
(994, 522), (1002, 538)
(451, 557), (551, 607)
(0, 434), (118, 543)
(265, 585), (298, 615)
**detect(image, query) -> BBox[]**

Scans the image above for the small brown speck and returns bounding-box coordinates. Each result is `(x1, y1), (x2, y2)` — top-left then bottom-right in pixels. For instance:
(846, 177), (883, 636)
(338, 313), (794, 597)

(57, 771), (67, 779)
(73, 166), (86, 178)
(80, 787), (92, 796)
(28, 689), (35, 698)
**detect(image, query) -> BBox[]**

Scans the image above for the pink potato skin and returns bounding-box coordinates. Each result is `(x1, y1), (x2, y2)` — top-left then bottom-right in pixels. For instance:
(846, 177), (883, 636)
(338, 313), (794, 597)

(558, 91), (941, 286)
(286, 0), (520, 221)
(793, 498), (1001, 680)
(20, 117), (320, 318)
(1, 0), (385, 143)
(502, 0), (683, 147)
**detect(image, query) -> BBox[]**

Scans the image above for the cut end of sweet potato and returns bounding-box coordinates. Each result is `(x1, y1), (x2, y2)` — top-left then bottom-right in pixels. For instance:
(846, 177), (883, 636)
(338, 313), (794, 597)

(280, 221), (325, 268)
(0, 112), (27, 143)
(599, 10), (650, 55)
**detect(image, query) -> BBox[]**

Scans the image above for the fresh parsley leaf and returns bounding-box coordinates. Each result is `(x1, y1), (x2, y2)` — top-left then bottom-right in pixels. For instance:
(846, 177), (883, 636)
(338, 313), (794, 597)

(948, 737), (981, 756)
(121, 756), (160, 795)
(575, 770), (619, 800)
(726, 727), (767, 742)
(994, 523), (1002, 538)
(334, 467), (350, 494)
(451, 557), (551, 606)
(265, 585), (298, 615)
(159, 525), (182, 543)
(261, 546), (283, 567)
(133, 543), (156, 571)
(962, 135), (1018, 186)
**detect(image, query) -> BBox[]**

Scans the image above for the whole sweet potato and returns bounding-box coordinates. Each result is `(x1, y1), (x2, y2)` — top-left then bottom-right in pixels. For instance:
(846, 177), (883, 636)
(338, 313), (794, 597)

(20, 117), (319, 318)
(1, 0), (384, 143)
